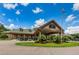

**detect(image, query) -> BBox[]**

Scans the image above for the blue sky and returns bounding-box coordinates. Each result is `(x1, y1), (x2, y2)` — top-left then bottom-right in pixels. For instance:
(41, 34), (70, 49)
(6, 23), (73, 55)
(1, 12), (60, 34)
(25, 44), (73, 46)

(0, 3), (79, 34)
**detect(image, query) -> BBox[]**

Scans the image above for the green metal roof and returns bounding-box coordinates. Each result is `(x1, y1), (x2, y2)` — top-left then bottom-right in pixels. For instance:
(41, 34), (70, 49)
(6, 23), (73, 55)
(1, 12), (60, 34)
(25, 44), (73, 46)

(3, 29), (36, 34)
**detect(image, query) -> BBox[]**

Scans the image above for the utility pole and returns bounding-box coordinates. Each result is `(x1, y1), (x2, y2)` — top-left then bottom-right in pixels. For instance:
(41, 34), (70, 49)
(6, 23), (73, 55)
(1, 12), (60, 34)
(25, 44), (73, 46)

(60, 8), (66, 43)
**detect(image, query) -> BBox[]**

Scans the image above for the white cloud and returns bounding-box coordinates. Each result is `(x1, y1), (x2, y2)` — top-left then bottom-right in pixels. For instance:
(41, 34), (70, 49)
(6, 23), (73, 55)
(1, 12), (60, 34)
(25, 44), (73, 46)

(32, 18), (45, 28)
(4, 23), (19, 30)
(9, 24), (15, 29)
(8, 19), (12, 22)
(4, 24), (15, 30)
(3, 3), (18, 10)
(32, 7), (43, 14)
(66, 14), (76, 22)
(23, 27), (27, 29)
(16, 10), (21, 15)
(73, 3), (79, 11)
(65, 26), (79, 34)
(0, 13), (6, 17)
(2, 13), (6, 16)
(72, 20), (79, 25)
(20, 3), (29, 6)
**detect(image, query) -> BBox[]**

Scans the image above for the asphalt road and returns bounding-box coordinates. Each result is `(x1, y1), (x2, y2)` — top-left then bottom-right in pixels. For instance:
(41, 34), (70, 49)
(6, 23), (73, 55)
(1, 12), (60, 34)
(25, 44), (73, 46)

(0, 40), (79, 55)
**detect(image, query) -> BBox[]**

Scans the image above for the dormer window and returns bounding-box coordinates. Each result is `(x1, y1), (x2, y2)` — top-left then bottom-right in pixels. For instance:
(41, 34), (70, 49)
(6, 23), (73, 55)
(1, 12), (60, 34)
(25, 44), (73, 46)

(49, 24), (56, 29)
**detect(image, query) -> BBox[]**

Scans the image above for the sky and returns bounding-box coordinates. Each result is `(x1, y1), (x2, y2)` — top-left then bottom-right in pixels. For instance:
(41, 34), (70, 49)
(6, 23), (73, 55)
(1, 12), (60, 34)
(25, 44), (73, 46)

(0, 3), (79, 34)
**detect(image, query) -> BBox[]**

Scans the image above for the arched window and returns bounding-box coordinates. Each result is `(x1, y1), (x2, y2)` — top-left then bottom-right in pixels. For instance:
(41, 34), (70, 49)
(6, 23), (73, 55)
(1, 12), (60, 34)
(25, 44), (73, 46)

(49, 24), (56, 29)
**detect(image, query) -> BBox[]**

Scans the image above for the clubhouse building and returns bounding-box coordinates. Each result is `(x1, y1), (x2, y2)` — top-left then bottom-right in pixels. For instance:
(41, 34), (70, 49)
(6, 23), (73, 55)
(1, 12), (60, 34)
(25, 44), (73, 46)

(4, 20), (64, 40)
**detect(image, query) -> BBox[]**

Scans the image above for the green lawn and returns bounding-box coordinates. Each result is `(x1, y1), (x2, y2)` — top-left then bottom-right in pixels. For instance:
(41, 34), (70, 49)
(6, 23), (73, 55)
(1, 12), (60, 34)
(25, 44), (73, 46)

(16, 42), (79, 47)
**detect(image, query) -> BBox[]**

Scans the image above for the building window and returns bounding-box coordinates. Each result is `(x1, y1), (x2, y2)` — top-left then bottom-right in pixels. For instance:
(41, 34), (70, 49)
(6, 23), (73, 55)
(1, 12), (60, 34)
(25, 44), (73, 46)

(49, 24), (56, 29)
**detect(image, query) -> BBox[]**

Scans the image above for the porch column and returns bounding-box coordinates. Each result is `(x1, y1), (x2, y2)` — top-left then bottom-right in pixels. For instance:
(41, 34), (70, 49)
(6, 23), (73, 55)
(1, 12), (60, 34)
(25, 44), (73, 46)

(24, 34), (26, 40)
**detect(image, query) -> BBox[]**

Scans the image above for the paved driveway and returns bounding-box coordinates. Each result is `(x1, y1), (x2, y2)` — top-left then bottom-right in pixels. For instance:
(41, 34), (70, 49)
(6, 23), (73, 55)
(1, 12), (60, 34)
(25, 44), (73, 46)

(0, 40), (79, 55)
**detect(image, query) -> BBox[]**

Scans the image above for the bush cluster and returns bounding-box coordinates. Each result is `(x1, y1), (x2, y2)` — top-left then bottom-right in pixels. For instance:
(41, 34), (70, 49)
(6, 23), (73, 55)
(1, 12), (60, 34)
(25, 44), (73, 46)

(71, 33), (79, 41)
(0, 33), (8, 40)
(35, 33), (47, 44)
(35, 33), (73, 44)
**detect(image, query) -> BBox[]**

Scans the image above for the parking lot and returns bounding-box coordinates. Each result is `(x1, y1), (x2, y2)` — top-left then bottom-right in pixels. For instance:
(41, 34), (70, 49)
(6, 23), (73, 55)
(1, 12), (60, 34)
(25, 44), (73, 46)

(0, 40), (79, 55)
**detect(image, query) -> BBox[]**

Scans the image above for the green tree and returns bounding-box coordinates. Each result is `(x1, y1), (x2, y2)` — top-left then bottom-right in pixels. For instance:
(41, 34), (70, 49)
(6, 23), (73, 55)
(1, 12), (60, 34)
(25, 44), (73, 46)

(0, 34), (8, 40)
(19, 28), (23, 32)
(0, 24), (9, 32)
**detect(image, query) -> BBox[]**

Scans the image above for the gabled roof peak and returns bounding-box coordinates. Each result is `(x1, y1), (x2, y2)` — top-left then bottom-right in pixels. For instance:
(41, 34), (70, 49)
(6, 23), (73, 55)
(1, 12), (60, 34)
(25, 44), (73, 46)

(39, 19), (64, 31)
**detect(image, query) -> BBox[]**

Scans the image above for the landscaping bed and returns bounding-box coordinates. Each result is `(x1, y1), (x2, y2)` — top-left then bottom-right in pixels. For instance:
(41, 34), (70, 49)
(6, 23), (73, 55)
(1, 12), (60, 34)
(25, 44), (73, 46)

(16, 42), (79, 47)
(16, 33), (79, 47)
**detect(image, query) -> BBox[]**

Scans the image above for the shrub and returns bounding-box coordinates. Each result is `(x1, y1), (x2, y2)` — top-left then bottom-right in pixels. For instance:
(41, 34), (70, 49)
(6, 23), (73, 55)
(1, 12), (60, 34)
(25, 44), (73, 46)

(36, 34), (63, 44)
(62, 35), (74, 42)
(38, 34), (47, 44)
(35, 40), (39, 43)
(47, 35), (56, 43)
(68, 35), (74, 40)
(47, 35), (62, 44)
(62, 36), (69, 42)
(0, 34), (8, 40)
(53, 35), (62, 44)
(75, 33), (79, 38)
(35, 33), (74, 44)
(71, 33), (79, 41)
(47, 36), (52, 43)
(35, 33), (47, 44)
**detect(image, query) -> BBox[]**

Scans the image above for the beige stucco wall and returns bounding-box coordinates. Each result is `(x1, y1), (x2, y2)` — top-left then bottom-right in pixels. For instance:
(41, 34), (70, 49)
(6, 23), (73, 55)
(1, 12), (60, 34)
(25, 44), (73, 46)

(6, 34), (16, 39)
